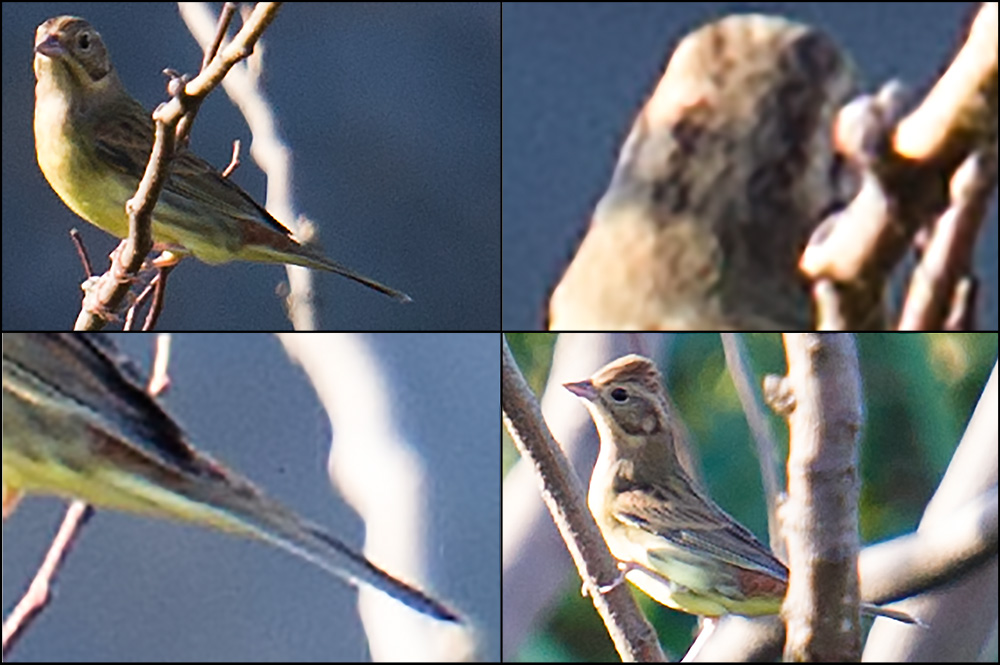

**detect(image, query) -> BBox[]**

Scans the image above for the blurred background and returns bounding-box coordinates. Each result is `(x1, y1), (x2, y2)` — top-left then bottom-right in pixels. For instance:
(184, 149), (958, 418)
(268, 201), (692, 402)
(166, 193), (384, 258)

(502, 2), (998, 329)
(3, 3), (499, 330)
(3, 333), (500, 661)
(503, 332), (998, 661)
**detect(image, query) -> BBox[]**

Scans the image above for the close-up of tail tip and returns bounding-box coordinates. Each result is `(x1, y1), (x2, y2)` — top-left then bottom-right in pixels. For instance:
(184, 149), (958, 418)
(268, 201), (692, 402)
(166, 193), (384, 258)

(362, 278), (412, 303)
(383, 574), (461, 623)
(423, 596), (463, 624)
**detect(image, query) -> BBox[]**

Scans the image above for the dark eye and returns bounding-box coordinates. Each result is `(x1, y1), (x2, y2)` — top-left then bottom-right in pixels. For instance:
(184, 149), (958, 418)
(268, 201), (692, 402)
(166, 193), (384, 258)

(610, 387), (629, 402)
(78, 32), (92, 51)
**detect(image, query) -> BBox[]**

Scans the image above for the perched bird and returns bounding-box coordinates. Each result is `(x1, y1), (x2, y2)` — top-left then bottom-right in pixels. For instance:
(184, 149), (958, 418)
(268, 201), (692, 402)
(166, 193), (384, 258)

(2, 333), (457, 622)
(564, 353), (914, 623)
(33, 16), (409, 302)
(548, 15), (856, 329)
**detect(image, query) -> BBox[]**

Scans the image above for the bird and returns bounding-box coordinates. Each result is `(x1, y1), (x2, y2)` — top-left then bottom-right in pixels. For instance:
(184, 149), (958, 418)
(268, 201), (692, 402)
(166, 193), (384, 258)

(564, 353), (915, 623)
(2, 333), (458, 622)
(548, 15), (857, 329)
(33, 15), (410, 302)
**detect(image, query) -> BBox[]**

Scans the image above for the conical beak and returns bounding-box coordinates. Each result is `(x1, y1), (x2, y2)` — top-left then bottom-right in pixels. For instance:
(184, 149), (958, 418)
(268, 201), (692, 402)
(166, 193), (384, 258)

(563, 379), (598, 401)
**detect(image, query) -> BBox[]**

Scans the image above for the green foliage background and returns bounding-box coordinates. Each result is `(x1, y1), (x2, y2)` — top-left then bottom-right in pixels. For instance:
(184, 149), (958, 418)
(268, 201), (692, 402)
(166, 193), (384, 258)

(503, 333), (997, 661)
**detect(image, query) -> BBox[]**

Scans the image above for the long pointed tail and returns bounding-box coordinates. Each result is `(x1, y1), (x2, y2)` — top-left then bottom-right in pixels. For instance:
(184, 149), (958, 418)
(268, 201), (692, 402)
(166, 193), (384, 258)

(290, 249), (413, 303)
(292, 519), (460, 622)
(204, 488), (459, 622)
(313, 258), (413, 303)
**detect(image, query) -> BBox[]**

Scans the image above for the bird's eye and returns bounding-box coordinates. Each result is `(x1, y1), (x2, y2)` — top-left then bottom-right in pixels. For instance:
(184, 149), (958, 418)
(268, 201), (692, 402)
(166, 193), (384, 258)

(78, 32), (92, 51)
(610, 387), (629, 402)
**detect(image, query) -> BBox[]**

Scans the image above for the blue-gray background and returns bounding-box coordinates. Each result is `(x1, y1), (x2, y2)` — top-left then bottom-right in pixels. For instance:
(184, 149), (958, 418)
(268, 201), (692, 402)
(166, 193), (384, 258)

(502, 2), (998, 329)
(2, 333), (500, 661)
(2, 3), (499, 330)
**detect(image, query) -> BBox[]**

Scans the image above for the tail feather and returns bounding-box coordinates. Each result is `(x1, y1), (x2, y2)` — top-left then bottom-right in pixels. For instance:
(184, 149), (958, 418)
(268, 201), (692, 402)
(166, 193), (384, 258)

(300, 252), (413, 303)
(194, 482), (459, 622)
(860, 602), (922, 626)
(240, 236), (412, 303)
